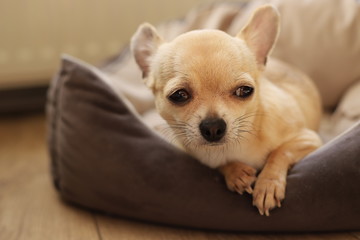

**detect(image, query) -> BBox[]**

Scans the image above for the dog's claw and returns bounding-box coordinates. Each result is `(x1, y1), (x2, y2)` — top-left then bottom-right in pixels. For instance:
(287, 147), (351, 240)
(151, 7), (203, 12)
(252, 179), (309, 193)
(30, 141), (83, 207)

(253, 176), (285, 216)
(222, 163), (257, 196)
(265, 209), (270, 217)
(245, 186), (253, 194)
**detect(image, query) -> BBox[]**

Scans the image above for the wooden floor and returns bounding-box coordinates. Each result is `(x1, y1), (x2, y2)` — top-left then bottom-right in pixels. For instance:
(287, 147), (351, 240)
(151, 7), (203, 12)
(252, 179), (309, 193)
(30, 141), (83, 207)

(1, 113), (359, 240)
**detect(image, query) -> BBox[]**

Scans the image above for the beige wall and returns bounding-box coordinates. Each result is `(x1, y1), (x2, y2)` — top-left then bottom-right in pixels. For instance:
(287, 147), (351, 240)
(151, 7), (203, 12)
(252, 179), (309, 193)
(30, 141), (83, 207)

(0, 0), (214, 89)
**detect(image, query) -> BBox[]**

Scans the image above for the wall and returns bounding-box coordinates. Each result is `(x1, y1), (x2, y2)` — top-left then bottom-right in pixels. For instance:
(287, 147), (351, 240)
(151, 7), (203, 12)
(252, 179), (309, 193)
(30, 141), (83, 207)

(0, 0), (214, 89)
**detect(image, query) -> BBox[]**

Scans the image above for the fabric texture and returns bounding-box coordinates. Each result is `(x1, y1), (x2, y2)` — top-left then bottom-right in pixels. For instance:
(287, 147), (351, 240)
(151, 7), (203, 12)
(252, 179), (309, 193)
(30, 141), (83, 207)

(47, 56), (360, 232)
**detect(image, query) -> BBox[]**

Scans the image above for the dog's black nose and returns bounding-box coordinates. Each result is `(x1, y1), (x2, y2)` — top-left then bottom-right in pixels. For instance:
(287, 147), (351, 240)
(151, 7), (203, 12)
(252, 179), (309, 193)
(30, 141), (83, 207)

(199, 118), (227, 142)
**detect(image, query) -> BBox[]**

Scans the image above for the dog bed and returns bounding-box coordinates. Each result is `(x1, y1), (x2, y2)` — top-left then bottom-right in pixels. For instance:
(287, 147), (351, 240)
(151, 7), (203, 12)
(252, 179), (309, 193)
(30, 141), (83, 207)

(47, 0), (360, 232)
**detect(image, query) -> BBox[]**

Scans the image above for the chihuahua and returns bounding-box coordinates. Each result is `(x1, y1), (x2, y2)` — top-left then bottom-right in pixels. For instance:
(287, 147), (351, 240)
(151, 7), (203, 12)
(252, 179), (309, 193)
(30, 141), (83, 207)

(131, 5), (322, 216)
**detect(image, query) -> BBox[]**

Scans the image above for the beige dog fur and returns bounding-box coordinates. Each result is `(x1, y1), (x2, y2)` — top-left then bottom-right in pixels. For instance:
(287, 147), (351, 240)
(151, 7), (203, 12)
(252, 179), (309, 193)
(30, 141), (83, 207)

(131, 5), (322, 216)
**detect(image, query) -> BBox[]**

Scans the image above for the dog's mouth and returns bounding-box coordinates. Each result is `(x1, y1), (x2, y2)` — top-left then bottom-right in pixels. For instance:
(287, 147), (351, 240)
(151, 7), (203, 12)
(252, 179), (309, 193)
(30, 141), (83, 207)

(200, 138), (227, 147)
(175, 130), (228, 150)
(200, 133), (228, 146)
(167, 114), (256, 153)
(166, 117), (233, 149)
(206, 142), (225, 146)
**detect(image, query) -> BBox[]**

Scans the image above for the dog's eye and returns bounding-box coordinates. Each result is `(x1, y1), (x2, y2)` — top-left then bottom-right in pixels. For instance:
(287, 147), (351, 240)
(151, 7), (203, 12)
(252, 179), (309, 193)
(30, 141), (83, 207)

(168, 89), (191, 104)
(234, 86), (254, 98)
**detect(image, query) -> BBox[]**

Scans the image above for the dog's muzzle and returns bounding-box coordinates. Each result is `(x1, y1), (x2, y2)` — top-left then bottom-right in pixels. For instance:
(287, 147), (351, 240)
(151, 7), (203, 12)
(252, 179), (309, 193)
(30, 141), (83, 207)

(199, 118), (227, 142)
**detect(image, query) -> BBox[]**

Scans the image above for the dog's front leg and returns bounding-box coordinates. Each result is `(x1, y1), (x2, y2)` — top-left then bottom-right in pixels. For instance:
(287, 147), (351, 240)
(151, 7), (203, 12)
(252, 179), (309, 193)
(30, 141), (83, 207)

(219, 162), (257, 195)
(253, 128), (322, 216)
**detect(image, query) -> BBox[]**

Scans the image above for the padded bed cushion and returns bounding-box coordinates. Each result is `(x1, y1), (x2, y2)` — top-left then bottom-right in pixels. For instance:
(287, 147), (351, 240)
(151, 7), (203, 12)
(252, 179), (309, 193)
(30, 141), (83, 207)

(47, 55), (360, 232)
(47, 0), (360, 232)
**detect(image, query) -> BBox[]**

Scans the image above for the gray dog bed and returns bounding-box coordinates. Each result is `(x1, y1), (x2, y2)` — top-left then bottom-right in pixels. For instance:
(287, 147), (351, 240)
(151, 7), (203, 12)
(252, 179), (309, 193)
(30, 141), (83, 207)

(47, 0), (360, 232)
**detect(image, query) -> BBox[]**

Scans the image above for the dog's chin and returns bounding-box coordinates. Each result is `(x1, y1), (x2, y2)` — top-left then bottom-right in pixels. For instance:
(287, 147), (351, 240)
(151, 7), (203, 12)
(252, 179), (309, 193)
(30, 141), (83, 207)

(178, 137), (232, 168)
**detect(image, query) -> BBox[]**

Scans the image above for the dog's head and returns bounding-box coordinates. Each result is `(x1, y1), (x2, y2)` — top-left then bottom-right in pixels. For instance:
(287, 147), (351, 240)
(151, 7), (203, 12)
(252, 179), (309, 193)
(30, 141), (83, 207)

(131, 5), (279, 163)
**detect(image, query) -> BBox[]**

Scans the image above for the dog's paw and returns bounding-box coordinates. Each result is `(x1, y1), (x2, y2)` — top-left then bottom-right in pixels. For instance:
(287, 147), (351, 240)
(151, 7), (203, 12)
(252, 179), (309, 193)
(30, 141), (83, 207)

(252, 177), (285, 216)
(222, 162), (257, 195)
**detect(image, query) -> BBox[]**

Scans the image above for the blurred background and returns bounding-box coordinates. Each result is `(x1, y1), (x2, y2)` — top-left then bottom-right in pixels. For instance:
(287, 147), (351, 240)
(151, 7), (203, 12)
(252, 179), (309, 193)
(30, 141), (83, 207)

(1, 1), (360, 239)
(0, 0), (215, 113)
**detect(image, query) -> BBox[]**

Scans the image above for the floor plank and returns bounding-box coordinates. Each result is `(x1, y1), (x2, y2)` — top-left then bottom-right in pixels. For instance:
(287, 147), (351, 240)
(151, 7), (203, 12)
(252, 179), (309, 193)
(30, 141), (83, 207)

(0, 114), (358, 240)
(0, 114), (100, 240)
(95, 215), (359, 240)
(95, 215), (270, 240)
(268, 233), (359, 240)
(352, 232), (360, 240)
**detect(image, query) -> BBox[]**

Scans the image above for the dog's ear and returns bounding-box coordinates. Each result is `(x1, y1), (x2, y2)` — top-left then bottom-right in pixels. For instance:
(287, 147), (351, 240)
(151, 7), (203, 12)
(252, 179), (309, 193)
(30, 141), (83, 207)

(131, 23), (163, 79)
(237, 5), (279, 68)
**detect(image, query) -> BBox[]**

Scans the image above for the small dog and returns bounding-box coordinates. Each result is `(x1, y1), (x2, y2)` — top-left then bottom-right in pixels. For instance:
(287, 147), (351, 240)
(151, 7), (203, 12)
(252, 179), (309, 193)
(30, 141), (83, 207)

(131, 5), (322, 216)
